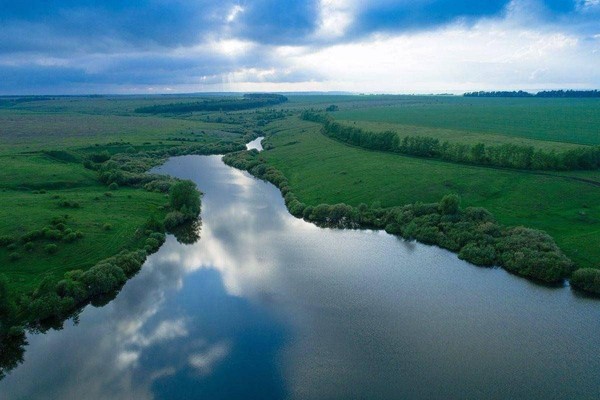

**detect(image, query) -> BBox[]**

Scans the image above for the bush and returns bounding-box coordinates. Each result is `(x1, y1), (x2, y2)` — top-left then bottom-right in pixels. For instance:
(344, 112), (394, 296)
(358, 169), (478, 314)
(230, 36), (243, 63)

(6, 243), (17, 251)
(169, 180), (201, 217)
(459, 243), (497, 266)
(20, 230), (43, 243)
(44, 244), (59, 254)
(108, 182), (119, 190)
(81, 262), (127, 297)
(164, 211), (187, 230)
(570, 268), (600, 295)
(63, 232), (78, 243)
(43, 229), (63, 240)
(103, 224), (112, 231)
(8, 252), (20, 262)
(145, 237), (160, 252)
(58, 200), (80, 208)
(496, 227), (572, 282)
(104, 192), (113, 197)
(23, 242), (34, 252)
(439, 194), (460, 215)
(0, 236), (15, 247)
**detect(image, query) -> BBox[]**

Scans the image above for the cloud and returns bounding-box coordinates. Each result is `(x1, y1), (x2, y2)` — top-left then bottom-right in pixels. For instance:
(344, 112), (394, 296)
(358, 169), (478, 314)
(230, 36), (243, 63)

(188, 342), (231, 375)
(0, 0), (597, 93)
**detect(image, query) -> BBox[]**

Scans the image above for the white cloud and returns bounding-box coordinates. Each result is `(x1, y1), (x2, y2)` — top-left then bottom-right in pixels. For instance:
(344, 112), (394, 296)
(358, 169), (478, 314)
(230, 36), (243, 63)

(226, 5), (245, 23)
(188, 342), (231, 375)
(315, 0), (357, 39)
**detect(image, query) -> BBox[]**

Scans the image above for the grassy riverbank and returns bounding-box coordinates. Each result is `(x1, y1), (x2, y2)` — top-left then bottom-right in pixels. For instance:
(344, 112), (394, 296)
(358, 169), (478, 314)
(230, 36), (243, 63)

(2, 94), (599, 324)
(0, 96), (259, 339)
(259, 116), (600, 272)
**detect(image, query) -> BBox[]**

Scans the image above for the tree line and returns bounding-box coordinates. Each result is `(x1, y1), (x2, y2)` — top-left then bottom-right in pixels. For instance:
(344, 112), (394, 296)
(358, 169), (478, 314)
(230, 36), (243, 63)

(223, 149), (600, 295)
(223, 149), (576, 282)
(301, 111), (600, 171)
(135, 94), (288, 114)
(464, 90), (600, 98)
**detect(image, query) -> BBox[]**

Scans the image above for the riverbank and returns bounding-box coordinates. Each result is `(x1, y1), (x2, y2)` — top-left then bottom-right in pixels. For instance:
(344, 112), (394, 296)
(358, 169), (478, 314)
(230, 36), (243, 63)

(224, 134), (599, 296)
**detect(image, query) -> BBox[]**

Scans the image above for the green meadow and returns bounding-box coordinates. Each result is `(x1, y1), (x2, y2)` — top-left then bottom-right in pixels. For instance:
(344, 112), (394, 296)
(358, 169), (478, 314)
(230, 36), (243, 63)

(332, 96), (600, 146)
(261, 113), (600, 270)
(0, 96), (249, 298)
(1, 94), (599, 301)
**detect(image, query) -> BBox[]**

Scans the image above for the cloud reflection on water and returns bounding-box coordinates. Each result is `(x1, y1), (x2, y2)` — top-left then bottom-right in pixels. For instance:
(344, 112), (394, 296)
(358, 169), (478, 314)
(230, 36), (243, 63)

(2, 154), (600, 400)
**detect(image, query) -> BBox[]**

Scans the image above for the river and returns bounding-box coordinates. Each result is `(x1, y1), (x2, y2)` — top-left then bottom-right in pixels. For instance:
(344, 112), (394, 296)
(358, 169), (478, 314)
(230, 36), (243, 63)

(1, 146), (599, 399)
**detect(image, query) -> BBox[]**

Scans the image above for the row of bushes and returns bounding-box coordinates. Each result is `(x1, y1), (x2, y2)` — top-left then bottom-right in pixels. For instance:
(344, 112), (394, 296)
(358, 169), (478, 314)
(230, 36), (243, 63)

(1, 136), (239, 373)
(223, 150), (600, 292)
(0, 140), (209, 329)
(134, 94), (288, 114)
(301, 111), (600, 171)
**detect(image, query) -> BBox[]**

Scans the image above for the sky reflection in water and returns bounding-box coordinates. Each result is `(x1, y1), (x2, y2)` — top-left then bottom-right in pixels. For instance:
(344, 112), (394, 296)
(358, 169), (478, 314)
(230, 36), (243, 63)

(1, 155), (599, 400)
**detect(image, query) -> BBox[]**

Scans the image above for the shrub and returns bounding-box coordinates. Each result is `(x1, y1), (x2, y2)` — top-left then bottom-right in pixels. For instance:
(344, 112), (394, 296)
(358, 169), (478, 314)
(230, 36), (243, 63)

(164, 211), (187, 230)
(23, 242), (34, 252)
(44, 229), (63, 240)
(6, 243), (17, 251)
(439, 194), (460, 215)
(108, 182), (119, 190)
(496, 227), (572, 282)
(570, 268), (600, 295)
(8, 252), (20, 261)
(20, 230), (43, 242)
(145, 237), (160, 252)
(169, 180), (201, 217)
(459, 243), (497, 266)
(44, 244), (58, 254)
(103, 224), (112, 231)
(104, 192), (113, 197)
(56, 273), (89, 304)
(58, 200), (80, 208)
(63, 232), (78, 243)
(81, 262), (127, 297)
(0, 235), (15, 247)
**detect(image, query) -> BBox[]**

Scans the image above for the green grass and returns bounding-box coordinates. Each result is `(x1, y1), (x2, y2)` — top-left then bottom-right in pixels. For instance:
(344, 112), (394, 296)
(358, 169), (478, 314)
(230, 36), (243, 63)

(262, 117), (600, 269)
(0, 186), (167, 294)
(0, 95), (252, 298)
(336, 120), (585, 151)
(0, 110), (237, 154)
(332, 96), (600, 146)
(1, 94), (599, 298)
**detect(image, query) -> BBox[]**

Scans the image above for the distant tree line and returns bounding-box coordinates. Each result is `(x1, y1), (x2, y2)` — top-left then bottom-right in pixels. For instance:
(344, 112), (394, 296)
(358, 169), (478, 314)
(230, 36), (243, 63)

(0, 96), (54, 108)
(464, 90), (600, 98)
(134, 94), (288, 114)
(301, 111), (600, 171)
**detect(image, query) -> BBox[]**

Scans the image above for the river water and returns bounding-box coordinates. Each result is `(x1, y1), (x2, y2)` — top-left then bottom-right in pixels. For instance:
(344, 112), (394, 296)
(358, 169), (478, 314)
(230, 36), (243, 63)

(1, 150), (599, 399)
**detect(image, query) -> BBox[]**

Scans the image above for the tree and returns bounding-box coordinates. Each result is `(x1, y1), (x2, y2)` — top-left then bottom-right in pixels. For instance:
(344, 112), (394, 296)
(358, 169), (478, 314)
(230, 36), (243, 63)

(169, 180), (200, 217)
(439, 194), (460, 215)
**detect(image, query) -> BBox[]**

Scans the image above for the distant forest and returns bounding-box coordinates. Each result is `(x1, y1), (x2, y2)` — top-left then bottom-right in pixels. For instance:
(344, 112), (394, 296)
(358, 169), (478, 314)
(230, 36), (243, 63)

(464, 90), (600, 98)
(135, 93), (288, 114)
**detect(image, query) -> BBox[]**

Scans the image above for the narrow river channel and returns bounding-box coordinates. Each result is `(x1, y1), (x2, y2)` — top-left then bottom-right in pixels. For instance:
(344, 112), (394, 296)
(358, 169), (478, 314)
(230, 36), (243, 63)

(1, 141), (599, 399)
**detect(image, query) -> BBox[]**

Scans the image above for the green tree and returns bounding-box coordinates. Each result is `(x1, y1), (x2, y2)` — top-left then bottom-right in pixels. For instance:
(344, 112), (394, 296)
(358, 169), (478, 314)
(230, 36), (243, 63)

(169, 180), (200, 217)
(439, 194), (460, 215)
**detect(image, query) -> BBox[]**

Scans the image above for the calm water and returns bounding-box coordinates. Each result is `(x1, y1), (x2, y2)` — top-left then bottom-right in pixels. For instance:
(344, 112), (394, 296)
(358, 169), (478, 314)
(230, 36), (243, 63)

(1, 153), (599, 399)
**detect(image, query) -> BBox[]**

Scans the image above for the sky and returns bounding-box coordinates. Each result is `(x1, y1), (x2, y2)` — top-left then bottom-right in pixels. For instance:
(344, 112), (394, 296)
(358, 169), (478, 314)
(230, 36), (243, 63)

(0, 0), (598, 94)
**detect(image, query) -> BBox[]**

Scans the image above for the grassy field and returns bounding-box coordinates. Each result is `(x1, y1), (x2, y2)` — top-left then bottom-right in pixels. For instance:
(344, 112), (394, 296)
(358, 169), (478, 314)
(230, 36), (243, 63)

(0, 96), (249, 298)
(1, 94), (599, 297)
(331, 96), (600, 146)
(262, 116), (600, 269)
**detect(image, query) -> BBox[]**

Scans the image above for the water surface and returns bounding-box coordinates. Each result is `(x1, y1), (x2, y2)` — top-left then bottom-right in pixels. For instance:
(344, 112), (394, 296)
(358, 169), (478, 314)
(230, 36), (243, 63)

(246, 136), (264, 151)
(1, 154), (599, 399)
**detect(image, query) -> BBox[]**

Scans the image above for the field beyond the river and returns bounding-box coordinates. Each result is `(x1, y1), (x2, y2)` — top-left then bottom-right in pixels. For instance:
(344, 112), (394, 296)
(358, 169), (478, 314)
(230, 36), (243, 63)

(262, 95), (600, 270)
